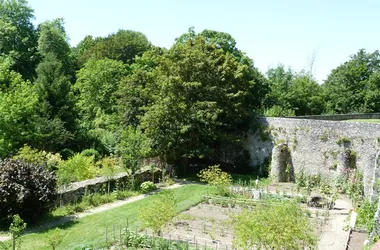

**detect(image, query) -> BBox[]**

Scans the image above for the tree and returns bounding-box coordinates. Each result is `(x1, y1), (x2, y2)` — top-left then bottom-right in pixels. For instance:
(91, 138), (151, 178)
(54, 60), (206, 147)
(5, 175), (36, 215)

(0, 57), (39, 157)
(137, 30), (267, 163)
(77, 29), (151, 65)
(34, 19), (76, 151)
(264, 65), (324, 116)
(139, 190), (176, 235)
(0, 0), (39, 80)
(322, 49), (380, 114)
(233, 201), (317, 250)
(75, 58), (127, 123)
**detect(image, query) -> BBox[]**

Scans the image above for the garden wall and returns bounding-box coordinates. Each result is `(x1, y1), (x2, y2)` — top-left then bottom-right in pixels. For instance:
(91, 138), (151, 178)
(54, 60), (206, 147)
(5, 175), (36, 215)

(247, 117), (380, 197)
(286, 112), (380, 121)
(56, 170), (158, 205)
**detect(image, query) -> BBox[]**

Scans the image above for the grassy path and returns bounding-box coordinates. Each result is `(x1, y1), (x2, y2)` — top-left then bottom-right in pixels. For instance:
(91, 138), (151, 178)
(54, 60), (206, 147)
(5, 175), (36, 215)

(11, 184), (209, 250)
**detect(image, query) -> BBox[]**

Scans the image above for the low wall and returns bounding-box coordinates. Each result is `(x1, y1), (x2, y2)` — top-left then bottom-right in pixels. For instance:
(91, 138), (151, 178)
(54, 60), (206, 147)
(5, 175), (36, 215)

(57, 170), (159, 205)
(286, 113), (380, 121)
(247, 117), (380, 197)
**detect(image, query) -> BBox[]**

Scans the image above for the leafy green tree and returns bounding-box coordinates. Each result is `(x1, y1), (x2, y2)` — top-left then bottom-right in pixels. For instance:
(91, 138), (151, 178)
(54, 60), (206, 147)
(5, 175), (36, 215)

(233, 201), (317, 250)
(77, 29), (151, 65)
(117, 126), (151, 175)
(264, 65), (324, 116)
(139, 190), (176, 235)
(0, 57), (39, 157)
(75, 58), (127, 123)
(322, 49), (380, 114)
(138, 31), (266, 162)
(34, 19), (76, 151)
(0, 0), (39, 80)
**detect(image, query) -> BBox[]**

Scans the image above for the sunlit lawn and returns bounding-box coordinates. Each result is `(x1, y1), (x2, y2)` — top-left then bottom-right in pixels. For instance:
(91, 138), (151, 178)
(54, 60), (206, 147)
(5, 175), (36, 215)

(11, 184), (210, 250)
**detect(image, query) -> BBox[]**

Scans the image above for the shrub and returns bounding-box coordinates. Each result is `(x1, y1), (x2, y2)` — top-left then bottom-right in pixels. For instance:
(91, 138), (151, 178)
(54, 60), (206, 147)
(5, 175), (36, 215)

(233, 200), (317, 249)
(198, 165), (232, 196)
(0, 159), (57, 221)
(139, 190), (176, 235)
(140, 181), (157, 193)
(57, 154), (97, 186)
(356, 199), (377, 231)
(13, 145), (62, 171)
(81, 148), (100, 162)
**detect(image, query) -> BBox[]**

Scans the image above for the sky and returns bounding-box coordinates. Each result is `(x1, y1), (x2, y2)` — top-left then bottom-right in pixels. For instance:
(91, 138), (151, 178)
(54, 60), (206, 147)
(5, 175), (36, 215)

(27, 0), (380, 83)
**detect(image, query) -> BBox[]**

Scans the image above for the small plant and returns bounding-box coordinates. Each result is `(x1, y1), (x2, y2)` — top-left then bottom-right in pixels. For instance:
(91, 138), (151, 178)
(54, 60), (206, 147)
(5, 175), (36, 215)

(336, 136), (351, 145)
(46, 228), (66, 250)
(320, 130), (329, 142)
(356, 199), (377, 231)
(9, 214), (26, 250)
(140, 181), (157, 194)
(57, 154), (97, 186)
(139, 190), (176, 235)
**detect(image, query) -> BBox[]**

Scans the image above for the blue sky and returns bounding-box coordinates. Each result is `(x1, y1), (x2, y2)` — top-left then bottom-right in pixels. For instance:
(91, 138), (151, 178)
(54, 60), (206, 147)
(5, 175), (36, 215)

(28, 0), (380, 83)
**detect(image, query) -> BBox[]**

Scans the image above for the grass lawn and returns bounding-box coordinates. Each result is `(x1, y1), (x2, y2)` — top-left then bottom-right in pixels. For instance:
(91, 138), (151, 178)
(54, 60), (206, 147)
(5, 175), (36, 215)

(344, 119), (380, 123)
(15, 184), (210, 250)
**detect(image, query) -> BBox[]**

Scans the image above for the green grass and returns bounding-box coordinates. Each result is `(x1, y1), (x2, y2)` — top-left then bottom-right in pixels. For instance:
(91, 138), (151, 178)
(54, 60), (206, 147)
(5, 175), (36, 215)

(15, 184), (210, 250)
(344, 119), (380, 123)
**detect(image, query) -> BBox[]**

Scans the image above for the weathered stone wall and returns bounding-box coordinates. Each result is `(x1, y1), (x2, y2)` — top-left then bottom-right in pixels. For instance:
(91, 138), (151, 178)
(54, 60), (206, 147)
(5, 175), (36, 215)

(57, 170), (159, 205)
(247, 117), (380, 196)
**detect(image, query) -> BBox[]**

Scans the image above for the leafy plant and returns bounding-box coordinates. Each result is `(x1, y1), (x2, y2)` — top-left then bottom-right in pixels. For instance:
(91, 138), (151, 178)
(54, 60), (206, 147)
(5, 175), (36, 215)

(233, 200), (317, 250)
(336, 136), (351, 145)
(140, 181), (157, 194)
(46, 228), (66, 250)
(80, 148), (100, 162)
(197, 165), (232, 196)
(0, 159), (57, 221)
(139, 190), (176, 235)
(57, 154), (97, 186)
(13, 145), (62, 171)
(9, 214), (26, 250)
(356, 199), (377, 232)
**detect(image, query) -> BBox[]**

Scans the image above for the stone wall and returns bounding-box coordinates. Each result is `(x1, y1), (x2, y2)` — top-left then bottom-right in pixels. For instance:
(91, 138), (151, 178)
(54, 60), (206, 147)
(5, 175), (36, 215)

(247, 117), (380, 197)
(286, 112), (380, 121)
(57, 170), (159, 205)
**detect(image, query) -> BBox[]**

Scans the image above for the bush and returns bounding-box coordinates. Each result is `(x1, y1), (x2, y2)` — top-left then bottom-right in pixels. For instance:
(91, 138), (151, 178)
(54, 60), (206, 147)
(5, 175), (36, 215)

(0, 159), (57, 221)
(81, 148), (100, 162)
(13, 145), (62, 171)
(57, 154), (97, 186)
(198, 165), (232, 196)
(356, 199), (377, 231)
(140, 181), (157, 193)
(139, 190), (176, 235)
(233, 200), (317, 249)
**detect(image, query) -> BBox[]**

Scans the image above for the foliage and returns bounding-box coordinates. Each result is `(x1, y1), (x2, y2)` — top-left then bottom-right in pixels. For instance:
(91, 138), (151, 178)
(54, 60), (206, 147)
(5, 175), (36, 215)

(197, 165), (232, 196)
(80, 148), (100, 162)
(13, 145), (62, 171)
(356, 199), (377, 232)
(323, 49), (380, 114)
(56, 154), (97, 186)
(46, 228), (65, 250)
(264, 105), (295, 117)
(76, 29), (151, 65)
(0, 0), (39, 80)
(0, 159), (57, 221)
(233, 200), (317, 250)
(140, 181), (157, 194)
(135, 29), (267, 161)
(139, 190), (176, 235)
(9, 214), (26, 250)
(264, 65), (324, 116)
(118, 126), (151, 174)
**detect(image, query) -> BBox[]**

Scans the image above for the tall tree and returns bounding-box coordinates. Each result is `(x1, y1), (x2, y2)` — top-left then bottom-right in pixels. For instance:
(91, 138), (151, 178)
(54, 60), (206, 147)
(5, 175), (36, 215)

(322, 49), (380, 114)
(34, 19), (76, 150)
(133, 30), (267, 162)
(0, 0), (39, 80)
(77, 30), (151, 65)
(264, 65), (324, 116)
